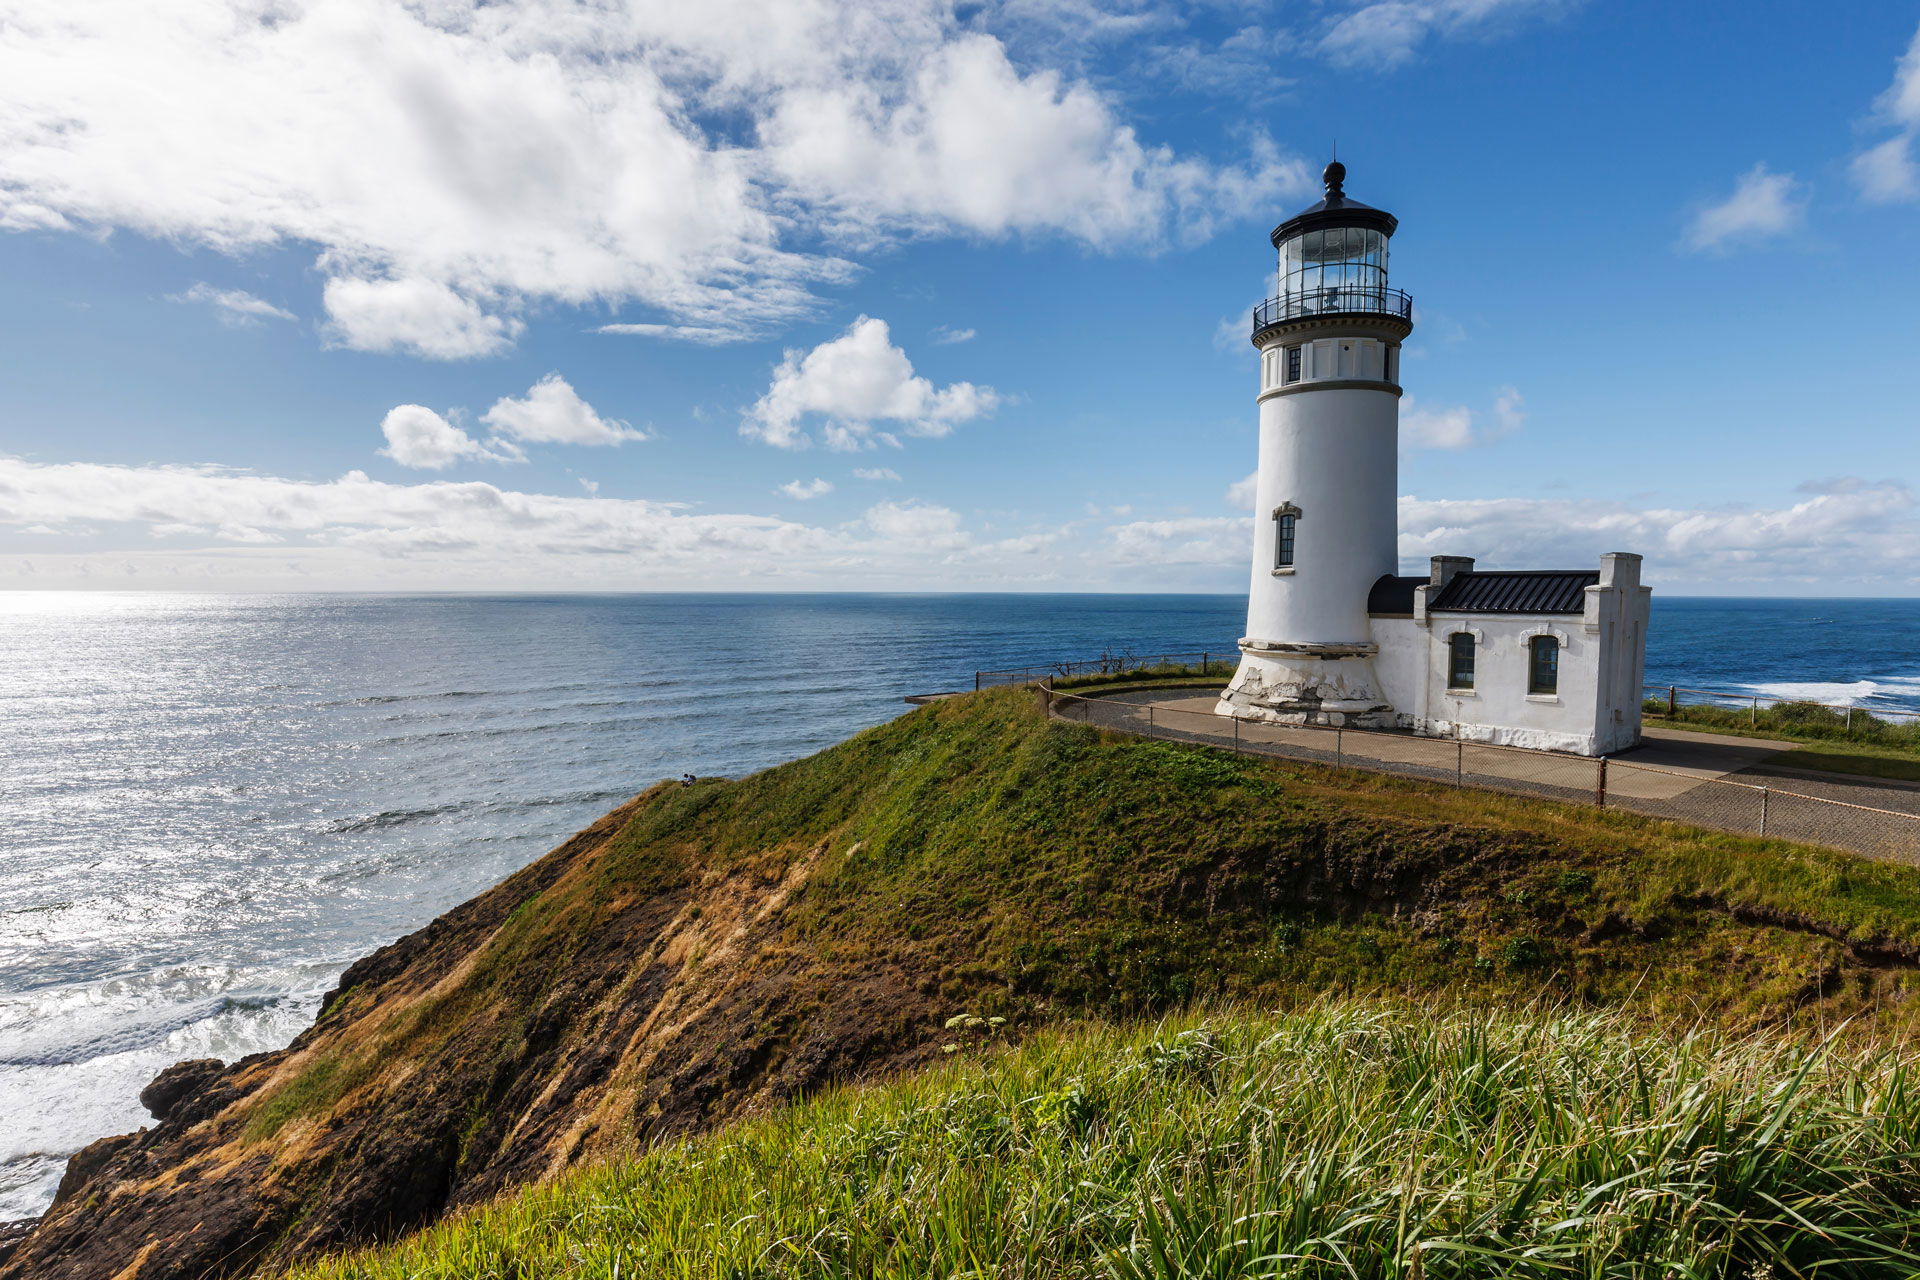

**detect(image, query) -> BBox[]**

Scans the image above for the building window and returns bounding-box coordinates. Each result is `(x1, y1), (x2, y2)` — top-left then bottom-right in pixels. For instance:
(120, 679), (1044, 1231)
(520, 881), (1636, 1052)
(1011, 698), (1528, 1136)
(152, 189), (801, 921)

(1273, 506), (1298, 569)
(1447, 632), (1475, 690)
(1285, 346), (1301, 383)
(1529, 635), (1560, 695)
(1384, 345), (1397, 383)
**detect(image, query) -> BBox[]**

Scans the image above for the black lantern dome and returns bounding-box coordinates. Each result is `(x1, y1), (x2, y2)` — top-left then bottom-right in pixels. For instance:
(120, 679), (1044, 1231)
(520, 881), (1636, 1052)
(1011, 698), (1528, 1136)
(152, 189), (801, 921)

(1254, 162), (1412, 332)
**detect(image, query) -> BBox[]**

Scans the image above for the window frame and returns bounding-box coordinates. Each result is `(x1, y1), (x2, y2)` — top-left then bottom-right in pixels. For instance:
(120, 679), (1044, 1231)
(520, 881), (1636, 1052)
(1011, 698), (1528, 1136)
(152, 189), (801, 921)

(1528, 635), (1560, 695)
(1447, 632), (1476, 691)
(1285, 345), (1302, 384)
(1272, 503), (1300, 570)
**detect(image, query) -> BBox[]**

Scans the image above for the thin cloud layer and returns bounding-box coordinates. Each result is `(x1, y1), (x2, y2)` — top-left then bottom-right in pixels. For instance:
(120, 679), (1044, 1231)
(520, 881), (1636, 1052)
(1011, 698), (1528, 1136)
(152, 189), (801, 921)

(743, 316), (998, 450)
(0, 0), (1301, 357)
(4, 458), (1915, 592)
(171, 284), (296, 326)
(1683, 164), (1805, 253)
(1853, 20), (1920, 204)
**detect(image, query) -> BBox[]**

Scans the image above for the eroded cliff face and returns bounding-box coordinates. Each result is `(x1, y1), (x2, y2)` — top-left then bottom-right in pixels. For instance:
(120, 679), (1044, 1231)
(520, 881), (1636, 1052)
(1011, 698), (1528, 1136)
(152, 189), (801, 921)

(9, 689), (1920, 1280)
(4, 788), (946, 1280)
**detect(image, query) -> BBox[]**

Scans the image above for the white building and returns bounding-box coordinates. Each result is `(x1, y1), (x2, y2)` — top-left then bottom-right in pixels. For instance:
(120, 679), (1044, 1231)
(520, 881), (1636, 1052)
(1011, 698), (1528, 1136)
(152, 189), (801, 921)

(1217, 162), (1650, 757)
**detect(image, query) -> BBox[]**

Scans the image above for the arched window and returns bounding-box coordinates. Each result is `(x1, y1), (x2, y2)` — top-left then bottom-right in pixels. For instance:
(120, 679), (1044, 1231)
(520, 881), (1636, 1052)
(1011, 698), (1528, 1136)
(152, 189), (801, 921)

(1447, 632), (1475, 690)
(1272, 504), (1300, 569)
(1528, 635), (1560, 695)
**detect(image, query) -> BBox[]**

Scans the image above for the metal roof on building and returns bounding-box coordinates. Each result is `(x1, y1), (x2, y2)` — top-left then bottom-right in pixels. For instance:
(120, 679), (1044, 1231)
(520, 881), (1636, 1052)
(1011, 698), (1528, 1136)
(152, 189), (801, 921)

(1429, 570), (1599, 615)
(1366, 574), (1425, 616)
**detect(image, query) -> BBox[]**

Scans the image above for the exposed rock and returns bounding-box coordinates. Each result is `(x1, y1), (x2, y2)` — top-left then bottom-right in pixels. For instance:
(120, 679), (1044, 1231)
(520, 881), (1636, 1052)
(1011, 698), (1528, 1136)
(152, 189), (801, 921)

(140, 1059), (226, 1124)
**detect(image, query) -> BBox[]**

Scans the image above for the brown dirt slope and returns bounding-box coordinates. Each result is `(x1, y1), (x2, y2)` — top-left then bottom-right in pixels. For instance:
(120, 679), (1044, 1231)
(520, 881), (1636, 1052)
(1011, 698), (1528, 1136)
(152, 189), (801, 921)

(11, 687), (1920, 1280)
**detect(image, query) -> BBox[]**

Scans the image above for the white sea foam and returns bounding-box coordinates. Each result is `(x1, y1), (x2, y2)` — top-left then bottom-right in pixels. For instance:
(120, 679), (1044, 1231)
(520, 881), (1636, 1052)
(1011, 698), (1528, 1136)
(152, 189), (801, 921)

(0, 962), (333, 1219)
(1742, 680), (1885, 707)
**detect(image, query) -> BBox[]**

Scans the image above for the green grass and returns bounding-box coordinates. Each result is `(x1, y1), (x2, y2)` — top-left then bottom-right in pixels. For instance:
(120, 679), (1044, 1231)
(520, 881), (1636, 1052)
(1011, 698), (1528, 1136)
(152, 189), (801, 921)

(287, 1001), (1920, 1280)
(1768, 742), (1920, 783)
(1646, 699), (1920, 754)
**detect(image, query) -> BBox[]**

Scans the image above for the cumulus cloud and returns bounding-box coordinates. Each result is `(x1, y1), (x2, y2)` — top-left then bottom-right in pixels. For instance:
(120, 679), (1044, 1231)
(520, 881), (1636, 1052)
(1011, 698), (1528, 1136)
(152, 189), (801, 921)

(0, 0), (1299, 357)
(482, 375), (646, 447)
(1852, 22), (1920, 204)
(1319, 0), (1568, 69)
(170, 283), (295, 326)
(1400, 386), (1521, 450)
(1683, 164), (1806, 253)
(378, 405), (522, 470)
(853, 467), (902, 481)
(779, 477), (834, 499)
(743, 316), (998, 450)
(323, 278), (524, 360)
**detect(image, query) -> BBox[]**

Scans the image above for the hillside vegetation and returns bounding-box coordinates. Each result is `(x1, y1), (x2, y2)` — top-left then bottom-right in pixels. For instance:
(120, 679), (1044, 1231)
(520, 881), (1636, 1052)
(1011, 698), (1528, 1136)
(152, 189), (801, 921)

(293, 1004), (1920, 1279)
(12, 687), (1920, 1280)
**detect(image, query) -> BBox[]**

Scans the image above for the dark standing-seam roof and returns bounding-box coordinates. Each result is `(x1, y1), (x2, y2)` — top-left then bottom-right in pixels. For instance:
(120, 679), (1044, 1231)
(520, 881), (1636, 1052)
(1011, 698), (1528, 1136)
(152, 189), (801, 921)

(1367, 574), (1425, 615)
(1429, 570), (1599, 615)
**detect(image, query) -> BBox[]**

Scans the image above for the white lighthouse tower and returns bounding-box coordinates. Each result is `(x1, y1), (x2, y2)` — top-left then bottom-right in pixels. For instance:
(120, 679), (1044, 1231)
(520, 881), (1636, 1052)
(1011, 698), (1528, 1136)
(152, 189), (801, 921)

(1219, 161), (1412, 726)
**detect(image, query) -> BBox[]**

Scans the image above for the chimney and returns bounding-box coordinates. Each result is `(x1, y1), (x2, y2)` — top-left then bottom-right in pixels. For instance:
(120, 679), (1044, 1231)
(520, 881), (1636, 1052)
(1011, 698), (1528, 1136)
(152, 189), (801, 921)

(1429, 555), (1474, 588)
(1599, 552), (1641, 588)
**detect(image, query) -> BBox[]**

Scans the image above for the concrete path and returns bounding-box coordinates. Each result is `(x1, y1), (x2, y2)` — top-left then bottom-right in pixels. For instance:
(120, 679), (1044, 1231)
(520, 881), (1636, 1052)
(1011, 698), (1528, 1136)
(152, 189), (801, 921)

(1054, 685), (1920, 862)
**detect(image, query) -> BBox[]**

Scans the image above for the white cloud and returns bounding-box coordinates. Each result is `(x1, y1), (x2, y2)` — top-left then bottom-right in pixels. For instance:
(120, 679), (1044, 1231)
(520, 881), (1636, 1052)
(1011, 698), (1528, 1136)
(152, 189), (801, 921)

(930, 325), (976, 345)
(1853, 135), (1919, 204)
(1319, 0), (1567, 69)
(4, 457), (1919, 593)
(0, 0), (1296, 358)
(1852, 22), (1920, 204)
(1401, 387), (1521, 450)
(481, 375), (646, 447)
(779, 477), (834, 499)
(743, 316), (998, 450)
(170, 283), (295, 326)
(378, 405), (522, 470)
(596, 323), (749, 345)
(1105, 480), (1920, 589)
(862, 499), (965, 547)
(1225, 471), (1258, 509)
(324, 278), (523, 360)
(1683, 164), (1806, 253)
(853, 467), (902, 480)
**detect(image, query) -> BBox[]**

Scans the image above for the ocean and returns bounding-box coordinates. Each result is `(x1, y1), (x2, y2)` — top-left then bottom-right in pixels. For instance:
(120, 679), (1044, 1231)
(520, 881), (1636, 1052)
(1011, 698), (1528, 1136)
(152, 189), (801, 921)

(4, 590), (1920, 1218)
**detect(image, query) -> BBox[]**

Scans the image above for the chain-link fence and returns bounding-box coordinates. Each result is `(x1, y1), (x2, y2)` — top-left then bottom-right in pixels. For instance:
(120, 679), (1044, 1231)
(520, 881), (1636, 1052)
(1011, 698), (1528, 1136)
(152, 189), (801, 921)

(974, 650), (1234, 690)
(1646, 683), (1920, 736)
(1044, 685), (1920, 864)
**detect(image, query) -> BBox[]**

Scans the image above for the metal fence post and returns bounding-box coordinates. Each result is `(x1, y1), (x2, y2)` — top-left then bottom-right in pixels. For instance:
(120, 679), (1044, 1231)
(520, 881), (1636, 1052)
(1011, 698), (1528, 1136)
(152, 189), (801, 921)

(1335, 726), (1343, 768)
(1147, 705), (1155, 740)
(975, 671), (982, 692)
(1456, 738), (1464, 786)
(1667, 685), (1676, 717)
(1760, 786), (1770, 837)
(1751, 696), (1759, 726)
(1233, 714), (1241, 755)
(1596, 756), (1607, 807)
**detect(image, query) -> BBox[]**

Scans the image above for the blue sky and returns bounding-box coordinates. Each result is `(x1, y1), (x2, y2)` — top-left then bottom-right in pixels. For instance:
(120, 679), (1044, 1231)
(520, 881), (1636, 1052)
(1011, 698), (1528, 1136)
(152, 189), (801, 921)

(1, 0), (1917, 593)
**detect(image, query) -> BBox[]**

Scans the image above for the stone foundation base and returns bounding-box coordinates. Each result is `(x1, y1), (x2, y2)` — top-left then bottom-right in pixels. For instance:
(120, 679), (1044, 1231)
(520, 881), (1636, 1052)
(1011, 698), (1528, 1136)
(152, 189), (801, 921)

(1216, 645), (1398, 728)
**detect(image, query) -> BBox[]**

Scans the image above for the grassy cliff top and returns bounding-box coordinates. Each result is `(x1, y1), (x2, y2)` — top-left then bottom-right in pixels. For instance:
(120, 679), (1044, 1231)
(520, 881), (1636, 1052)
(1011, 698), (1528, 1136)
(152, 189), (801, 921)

(16, 687), (1920, 1280)
(291, 1002), (1920, 1279)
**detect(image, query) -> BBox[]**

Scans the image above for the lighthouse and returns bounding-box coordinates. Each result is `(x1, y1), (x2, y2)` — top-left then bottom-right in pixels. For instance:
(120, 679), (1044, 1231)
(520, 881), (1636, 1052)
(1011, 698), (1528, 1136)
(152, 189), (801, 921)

(1218, 160), (1411, 726)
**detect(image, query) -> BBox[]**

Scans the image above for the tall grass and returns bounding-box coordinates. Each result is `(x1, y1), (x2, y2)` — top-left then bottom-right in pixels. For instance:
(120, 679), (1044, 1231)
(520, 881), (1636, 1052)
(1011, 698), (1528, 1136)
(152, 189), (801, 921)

(1647, 697), (1920, 753)
(290, 1003), (1920, 1279)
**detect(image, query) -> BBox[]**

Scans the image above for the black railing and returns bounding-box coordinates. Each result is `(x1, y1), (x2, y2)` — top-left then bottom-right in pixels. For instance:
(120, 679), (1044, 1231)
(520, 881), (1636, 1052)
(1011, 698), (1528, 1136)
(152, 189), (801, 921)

(1253, 287), (1413, 331)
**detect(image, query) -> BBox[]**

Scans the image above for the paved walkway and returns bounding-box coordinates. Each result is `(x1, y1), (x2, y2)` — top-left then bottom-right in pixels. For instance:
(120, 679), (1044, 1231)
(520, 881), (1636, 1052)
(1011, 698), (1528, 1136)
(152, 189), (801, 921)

(1054, 686), (1920, 862)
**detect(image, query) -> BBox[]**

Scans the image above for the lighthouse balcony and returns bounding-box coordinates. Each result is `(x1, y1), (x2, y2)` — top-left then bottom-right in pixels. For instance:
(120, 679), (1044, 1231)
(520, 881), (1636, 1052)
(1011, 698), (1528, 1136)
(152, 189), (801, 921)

(1252, 287), (1413, 335)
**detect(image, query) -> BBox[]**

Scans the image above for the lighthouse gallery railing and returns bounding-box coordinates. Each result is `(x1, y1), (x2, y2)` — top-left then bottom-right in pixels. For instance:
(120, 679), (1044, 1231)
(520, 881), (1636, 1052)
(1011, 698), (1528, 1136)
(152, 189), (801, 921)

(1253, 287), (1413, 331)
